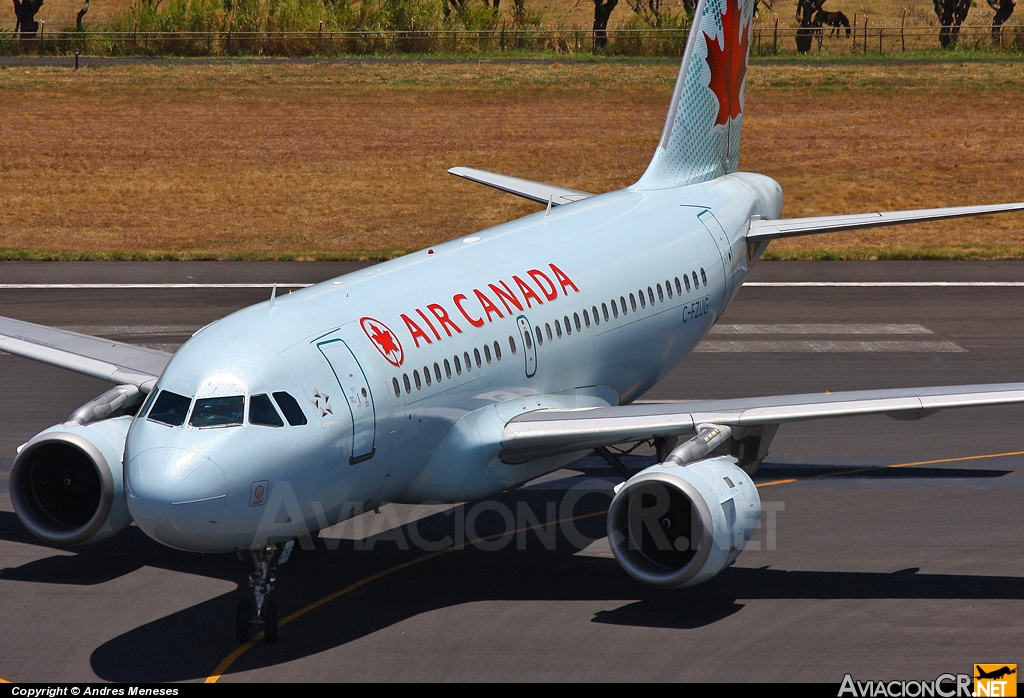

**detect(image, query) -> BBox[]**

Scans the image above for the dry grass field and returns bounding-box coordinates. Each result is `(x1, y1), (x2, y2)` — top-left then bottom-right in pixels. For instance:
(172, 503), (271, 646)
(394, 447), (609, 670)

(1, 60), (1023, 260)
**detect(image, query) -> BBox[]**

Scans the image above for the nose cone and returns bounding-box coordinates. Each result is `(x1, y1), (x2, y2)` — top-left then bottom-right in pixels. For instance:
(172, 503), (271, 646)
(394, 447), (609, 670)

(126, 447), (227, 551)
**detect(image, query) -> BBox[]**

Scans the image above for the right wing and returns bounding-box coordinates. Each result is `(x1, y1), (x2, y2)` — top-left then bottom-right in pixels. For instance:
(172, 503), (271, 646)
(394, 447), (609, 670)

(0, 316), (171, 391)
(501, 383), (1024, 462)
(448, 167), (594, 207)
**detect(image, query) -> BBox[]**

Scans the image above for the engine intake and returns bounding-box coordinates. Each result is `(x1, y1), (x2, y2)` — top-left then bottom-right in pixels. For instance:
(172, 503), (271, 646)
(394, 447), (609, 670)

(10, 416), (134, 546)
(607, 456), (760, 588)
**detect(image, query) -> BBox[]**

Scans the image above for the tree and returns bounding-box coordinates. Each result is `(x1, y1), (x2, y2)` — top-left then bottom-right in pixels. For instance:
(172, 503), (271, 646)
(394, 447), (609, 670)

(988, 0), (1015, 43)
(932, 0), (972, 48)
(625, 0), (662, 27)
(76, 0), (88, 30)
(794, 0), (822, 53)
(13, 0), (45, 38)
(593, 0), (618, 48)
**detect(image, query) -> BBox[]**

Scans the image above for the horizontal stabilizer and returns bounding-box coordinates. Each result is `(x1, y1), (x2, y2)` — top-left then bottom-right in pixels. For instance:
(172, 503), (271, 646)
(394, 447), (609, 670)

(501, 382), (1024, 462)
(747, 202), (1024, 241)
(0, 316), (169, 389)
(448, 167), (594, 207)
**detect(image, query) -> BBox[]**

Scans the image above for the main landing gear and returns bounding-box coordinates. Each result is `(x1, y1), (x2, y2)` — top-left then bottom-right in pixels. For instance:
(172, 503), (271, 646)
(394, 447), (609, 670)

(236, 541), (293, 643)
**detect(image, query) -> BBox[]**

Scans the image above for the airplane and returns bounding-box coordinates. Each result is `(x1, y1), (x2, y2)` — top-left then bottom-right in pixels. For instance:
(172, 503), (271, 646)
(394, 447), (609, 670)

(976, 667), (1017, 681)
(4, 0), (1024, 646)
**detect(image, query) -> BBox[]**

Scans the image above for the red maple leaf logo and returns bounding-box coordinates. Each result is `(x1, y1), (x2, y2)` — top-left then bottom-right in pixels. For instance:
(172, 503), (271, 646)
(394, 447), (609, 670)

(361, 317), (404, 367)
(704, 0), (750, 127)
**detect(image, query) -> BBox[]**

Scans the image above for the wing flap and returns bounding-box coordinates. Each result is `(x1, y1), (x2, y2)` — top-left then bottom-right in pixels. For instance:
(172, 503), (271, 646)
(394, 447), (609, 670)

(0, 316), (170, 389)
(501, 383), (1024, 461)
(747, 203), (1024, 242)
(448, 167), (594, 207)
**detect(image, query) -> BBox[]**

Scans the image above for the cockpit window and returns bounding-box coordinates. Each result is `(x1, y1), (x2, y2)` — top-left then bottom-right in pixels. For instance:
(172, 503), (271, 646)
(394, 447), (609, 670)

(273, 391), (308, 426)
(189, 396), (245, 428)
(148, 390), (192, 427)
(249, 394), (284, 427)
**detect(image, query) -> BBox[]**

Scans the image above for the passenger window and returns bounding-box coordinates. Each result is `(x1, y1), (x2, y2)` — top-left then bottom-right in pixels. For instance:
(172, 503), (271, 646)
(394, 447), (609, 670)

(591, 306), (599, 326)
(545, 324), (553, 341)
(586, 308), (593, 327)
(648, 287), (656, 305)
(423, 366), (431, 386)
(509, 336), (517, 354)
(273, 391), (308, 426)
(602, 303), (609, 321)
(701, 268), (707, 286)
(657, 284), (664, 302)
(611, 299), (619, 318)
(403, 374), (412, 393)
(454, 356), (462, 375)
(148, 390), (192, 427)
(676, 277), (683, 294)
(393, 377), (401, 398)
(524, 330), (533, 349)
(414, 370), (422, 390)
(684, 274), (691, 292)
(630, 294), (637, 312)
(564, 315), (572, 335)
(620, 296), (628, 315)
(190, 396), (244, 428)
(463, 352), (472, 372)
(474, 348), (482, 367)
(638, 291), (645, 309)
(484, 344), (492, 363)
(535, 326), (543, 345)
(572, 313), (580, 331)
(555, 320), (562, 338)
(434, 363), (442, 382)
(692, 271), (699, 289)
(494, 340), (502, 361)
(249, 394), (284, 427)
(444, 359), (452, 378)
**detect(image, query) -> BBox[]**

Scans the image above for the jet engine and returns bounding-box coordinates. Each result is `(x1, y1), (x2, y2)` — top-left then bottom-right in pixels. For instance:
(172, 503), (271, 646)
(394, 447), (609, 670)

(607, 456), (761, 588)
(10, 416), (134, 546)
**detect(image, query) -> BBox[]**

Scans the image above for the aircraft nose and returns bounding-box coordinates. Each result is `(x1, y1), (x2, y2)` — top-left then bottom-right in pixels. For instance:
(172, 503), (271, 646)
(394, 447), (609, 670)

(126, 447), (226, 549)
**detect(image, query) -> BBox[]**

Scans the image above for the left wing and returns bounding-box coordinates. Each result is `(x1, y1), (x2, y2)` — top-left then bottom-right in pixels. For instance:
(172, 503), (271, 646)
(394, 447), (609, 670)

(0, 315), (170, 390)
(747, 202), (1024, 241)
(448, 167), (594, 207)
(501, 383), (1024, 462)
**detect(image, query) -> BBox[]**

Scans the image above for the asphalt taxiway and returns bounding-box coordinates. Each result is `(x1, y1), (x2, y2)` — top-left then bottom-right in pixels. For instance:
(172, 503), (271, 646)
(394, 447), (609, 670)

(1, 260), (1022, 682)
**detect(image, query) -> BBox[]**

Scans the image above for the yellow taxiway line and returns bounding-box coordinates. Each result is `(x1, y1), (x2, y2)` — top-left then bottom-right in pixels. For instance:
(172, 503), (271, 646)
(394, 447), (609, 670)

(206, 449), (1024, 682)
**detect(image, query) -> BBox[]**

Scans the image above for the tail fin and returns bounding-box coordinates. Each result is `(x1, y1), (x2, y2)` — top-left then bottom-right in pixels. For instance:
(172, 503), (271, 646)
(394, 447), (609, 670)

(632, 0), (755, 190)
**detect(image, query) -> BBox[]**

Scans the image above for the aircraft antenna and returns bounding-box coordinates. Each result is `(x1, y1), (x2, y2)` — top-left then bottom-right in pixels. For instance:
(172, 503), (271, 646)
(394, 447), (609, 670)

(268, 283), (277, 310)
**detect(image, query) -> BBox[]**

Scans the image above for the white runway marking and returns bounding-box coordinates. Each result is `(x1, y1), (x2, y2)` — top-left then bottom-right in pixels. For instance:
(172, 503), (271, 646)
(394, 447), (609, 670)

(743, 282), (1024, 287)
(710, 324), (933, 335)
(0, 283), (314, 289)
(694, 340), (966, 353)
(59, 325), (200, 336)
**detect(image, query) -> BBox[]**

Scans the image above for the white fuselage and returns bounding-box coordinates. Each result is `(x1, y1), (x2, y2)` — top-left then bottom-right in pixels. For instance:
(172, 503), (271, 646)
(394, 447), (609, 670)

(123, 172), (783, 553)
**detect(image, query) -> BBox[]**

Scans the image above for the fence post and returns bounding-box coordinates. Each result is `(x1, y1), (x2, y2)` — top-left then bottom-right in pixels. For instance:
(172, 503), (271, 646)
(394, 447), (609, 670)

(852, 13), (857, 52)
(901, 10), (906, 52)
(37, 20), (44, 55)
(773, 17), (778, 54)
(878, 27), (882, 54)
(226, 23), (232, 54)
(501, 21), (506, 51)
(133, 19), (138, 54)
(863, 15), (868, 55)
(318, 20), (323, 54)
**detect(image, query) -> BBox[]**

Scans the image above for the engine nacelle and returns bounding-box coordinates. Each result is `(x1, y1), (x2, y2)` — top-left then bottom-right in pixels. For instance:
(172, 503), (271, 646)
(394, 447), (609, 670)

(10, 416), (134, 546)
(607, 456), (761, 589)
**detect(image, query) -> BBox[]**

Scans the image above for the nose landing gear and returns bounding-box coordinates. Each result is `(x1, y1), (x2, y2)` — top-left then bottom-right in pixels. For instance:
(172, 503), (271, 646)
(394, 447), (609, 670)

(235, 541), (292, 643)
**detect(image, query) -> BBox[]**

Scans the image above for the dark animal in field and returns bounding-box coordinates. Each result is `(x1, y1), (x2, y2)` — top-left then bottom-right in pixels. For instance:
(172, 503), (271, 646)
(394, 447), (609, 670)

(812, 9), (851, 36)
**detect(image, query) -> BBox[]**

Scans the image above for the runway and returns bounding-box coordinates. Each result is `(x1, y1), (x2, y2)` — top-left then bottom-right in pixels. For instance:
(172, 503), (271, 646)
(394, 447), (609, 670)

(1, 260), (1023, 682)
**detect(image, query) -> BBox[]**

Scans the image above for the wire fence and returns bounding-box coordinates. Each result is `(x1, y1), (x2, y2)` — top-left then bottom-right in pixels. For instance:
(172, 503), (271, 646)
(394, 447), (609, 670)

(0, 23), (1022, 58)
